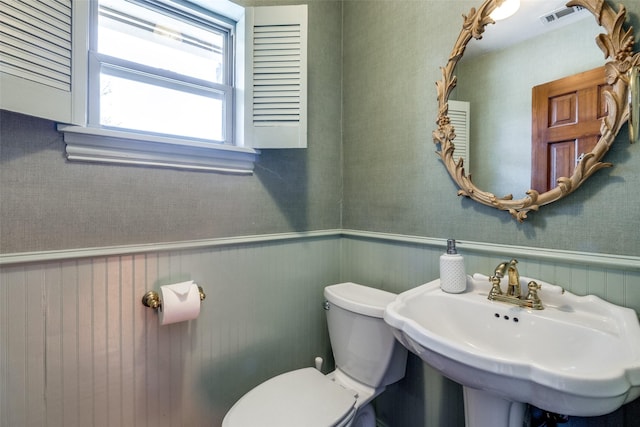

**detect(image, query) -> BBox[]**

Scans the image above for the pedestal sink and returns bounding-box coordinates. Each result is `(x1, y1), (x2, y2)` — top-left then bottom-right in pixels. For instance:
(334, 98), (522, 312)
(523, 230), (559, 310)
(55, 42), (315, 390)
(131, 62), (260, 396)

(383, 274), (640, 427)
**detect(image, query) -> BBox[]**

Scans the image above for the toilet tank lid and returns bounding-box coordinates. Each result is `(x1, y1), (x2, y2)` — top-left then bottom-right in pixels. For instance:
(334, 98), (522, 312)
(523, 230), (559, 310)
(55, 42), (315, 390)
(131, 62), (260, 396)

(324, 282), (397, 318)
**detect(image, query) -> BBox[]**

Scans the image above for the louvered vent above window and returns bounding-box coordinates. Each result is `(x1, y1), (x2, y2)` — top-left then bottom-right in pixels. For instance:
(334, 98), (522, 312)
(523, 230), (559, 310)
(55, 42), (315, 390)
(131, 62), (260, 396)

(252, 24), (302, 125)
(0, 0), (72, 91)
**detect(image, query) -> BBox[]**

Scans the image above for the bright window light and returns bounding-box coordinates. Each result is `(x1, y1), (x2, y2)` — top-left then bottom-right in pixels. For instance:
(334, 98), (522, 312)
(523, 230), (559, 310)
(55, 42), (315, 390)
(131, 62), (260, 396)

(94, 0), (232, 142)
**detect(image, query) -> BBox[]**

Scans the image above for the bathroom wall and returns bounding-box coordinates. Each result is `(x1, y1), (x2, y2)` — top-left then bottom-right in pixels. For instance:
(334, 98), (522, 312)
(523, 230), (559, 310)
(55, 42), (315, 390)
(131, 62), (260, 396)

(1, 1), (345, 426)
(341, 0), (640, 257)
(340, 233), (640, 426)
(2, 0), (640, 426)
(340, 0), (640, 425)
(3, 232), (639, 427)
(0, 0), (343, 254)
(0, 236), (341, 426)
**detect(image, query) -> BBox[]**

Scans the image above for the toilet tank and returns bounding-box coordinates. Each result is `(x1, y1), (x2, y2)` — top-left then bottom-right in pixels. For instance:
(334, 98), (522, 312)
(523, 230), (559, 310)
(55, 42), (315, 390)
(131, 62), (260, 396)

(324, 283), (407, 388)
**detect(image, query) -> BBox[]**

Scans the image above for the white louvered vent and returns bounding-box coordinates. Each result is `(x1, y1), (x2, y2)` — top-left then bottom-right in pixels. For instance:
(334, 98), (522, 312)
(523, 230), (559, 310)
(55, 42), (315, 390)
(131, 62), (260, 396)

(0, 0), (72, 91)
(252, 24), (302, 125)
(540, 5), (587, 26)
(448, 100), (470, 171)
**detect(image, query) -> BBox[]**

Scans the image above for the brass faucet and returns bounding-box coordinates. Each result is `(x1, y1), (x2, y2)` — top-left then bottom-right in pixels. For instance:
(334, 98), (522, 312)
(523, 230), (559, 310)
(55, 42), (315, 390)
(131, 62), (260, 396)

(487, 259), (543, 310)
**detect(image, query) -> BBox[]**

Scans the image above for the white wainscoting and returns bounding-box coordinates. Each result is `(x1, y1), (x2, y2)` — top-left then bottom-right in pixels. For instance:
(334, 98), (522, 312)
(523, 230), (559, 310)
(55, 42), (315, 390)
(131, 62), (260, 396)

(340, 231), (640, 427)
(340, 231), (640, 313)
(2, 231), (639, 427)
(1, 235), (341, 427)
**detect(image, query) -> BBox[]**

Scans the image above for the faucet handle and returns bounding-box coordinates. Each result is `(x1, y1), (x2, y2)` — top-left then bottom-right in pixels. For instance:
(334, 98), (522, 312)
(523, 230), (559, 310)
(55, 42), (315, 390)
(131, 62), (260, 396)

(525, 281), (543, 309)
(527, 281), (541, 292)
(488, 275), (503, 298)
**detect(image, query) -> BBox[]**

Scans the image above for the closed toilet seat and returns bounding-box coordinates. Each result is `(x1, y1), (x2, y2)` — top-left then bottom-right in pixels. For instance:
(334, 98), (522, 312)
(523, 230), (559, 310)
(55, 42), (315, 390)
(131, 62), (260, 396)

(222, 367), (358, 427)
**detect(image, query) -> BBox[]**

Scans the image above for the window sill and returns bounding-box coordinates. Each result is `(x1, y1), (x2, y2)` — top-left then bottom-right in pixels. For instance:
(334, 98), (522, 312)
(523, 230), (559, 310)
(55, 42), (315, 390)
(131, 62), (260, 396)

(57, 125), (259, 174)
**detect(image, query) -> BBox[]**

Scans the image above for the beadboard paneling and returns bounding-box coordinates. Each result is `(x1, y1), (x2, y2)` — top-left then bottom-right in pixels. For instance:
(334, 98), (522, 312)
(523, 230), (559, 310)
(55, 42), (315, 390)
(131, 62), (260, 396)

(340, 233), (640, 427)
(2, 232), (640, 427)
(1, 236), (340, 427)
(340, 234), (640, 313)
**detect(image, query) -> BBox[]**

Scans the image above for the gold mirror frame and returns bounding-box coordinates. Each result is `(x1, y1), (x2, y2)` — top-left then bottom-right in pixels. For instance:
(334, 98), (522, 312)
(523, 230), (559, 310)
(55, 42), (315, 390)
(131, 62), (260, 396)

(630, 65), (639, 142)
(433, 0), (639, 222)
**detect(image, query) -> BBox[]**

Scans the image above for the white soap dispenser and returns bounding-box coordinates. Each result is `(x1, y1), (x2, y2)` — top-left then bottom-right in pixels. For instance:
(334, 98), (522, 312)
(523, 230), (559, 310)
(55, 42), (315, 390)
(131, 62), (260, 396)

(440, 239), (466, 293)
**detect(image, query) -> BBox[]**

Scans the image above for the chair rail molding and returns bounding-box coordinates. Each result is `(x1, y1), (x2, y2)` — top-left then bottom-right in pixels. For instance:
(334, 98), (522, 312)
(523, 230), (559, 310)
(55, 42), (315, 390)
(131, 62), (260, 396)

(1, 229), (639, 271)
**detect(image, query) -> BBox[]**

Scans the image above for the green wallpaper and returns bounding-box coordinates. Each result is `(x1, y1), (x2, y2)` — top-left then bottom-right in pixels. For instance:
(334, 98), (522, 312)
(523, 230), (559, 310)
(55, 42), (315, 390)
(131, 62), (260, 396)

(342, 0), (640, 256)
(0, 0), (343, 254)
(2, 0), (640, 258)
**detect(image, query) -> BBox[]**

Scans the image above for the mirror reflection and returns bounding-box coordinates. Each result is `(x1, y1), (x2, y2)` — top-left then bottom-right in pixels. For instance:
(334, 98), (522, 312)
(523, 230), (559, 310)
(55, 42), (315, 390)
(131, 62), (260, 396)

(433, 0), (636, 222)
(451, 4), (604, 197)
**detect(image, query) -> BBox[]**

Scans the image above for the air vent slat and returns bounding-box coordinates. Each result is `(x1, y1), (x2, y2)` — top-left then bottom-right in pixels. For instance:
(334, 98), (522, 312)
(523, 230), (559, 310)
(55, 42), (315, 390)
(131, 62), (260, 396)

(540, 5), (586, 26)
(0, 0), (71, 90)
(251, 22), (302, 126)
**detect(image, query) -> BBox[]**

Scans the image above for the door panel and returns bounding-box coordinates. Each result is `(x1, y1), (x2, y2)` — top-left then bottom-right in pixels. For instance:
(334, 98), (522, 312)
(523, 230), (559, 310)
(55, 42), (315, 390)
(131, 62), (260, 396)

(531, 66), (609, 192)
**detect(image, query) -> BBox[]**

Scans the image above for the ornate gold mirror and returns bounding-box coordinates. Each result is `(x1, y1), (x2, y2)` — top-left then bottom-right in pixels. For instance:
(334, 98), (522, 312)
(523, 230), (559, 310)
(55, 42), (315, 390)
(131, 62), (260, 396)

(433, 0), (638, 222)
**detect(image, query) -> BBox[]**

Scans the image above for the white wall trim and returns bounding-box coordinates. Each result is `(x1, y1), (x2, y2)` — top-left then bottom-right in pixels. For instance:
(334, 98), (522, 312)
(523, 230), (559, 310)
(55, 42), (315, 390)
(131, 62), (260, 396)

(59, 125), (259, 174)
(2, 229), (639, 270)
(0, 230), (342, 266)
(341, 230), (640, 270)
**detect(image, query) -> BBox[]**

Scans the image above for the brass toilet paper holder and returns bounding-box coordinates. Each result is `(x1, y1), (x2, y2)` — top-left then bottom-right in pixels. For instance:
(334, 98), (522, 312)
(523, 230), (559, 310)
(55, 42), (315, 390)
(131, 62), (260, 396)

(142, 286), (206, 310)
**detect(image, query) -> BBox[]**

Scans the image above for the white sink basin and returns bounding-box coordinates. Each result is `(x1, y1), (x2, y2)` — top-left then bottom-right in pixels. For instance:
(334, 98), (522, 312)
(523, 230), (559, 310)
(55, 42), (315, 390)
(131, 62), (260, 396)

(384, 274), (640, 422)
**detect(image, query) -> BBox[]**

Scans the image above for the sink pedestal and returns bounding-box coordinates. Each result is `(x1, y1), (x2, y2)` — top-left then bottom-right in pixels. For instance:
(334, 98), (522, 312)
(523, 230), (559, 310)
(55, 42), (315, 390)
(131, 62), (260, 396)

(463, 386), (525, 427)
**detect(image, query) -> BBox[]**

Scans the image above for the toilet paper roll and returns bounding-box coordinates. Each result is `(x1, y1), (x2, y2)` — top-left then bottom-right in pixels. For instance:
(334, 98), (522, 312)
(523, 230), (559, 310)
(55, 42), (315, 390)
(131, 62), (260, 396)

(158, 280), (201, 325)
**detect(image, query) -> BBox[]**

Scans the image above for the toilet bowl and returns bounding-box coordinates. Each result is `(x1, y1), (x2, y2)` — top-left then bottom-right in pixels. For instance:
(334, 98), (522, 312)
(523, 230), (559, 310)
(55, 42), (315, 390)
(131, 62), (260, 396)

(222, 282), (408, 427)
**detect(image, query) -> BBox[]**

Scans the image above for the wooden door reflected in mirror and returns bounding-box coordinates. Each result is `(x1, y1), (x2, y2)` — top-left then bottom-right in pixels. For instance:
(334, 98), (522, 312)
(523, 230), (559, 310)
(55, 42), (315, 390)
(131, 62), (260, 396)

(531, 66), (611, 193)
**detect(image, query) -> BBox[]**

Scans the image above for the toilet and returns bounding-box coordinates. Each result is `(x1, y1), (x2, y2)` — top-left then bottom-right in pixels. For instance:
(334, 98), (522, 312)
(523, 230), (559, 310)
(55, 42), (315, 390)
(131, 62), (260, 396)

(222, 282), (408, 427)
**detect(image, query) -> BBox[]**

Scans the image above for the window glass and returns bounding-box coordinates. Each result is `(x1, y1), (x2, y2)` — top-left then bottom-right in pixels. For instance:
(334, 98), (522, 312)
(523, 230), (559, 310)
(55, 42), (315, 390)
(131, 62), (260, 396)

(95, 0), (231, 142)
(100, 73), (224, 140)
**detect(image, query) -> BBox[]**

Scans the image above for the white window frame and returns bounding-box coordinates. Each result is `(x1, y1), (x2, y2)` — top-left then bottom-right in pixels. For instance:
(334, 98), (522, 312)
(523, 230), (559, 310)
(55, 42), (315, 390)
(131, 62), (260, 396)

(58, 0), (259, 174)
(87, 0), (235, 144)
